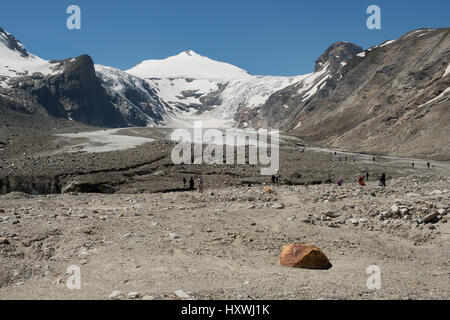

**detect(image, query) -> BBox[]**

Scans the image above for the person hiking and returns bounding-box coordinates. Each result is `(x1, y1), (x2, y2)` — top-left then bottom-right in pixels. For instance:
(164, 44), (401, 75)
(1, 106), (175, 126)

(373, 157), (376, 163)
(189, 177), (195, 190)
(271, 175), (276, 184)
(183, 177), (187, 188)
(366, 172), (369, 181)
(412, 163), (415, 169)
(357, 175), (366, 186)
(379, 173), (386, 187)
(337, 177), (343, 187)
(198, 176), (204, 193)
(427, 162), (431, 169)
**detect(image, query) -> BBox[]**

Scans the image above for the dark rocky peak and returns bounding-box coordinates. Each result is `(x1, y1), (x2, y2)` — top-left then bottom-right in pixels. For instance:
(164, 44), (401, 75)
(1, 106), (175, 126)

(0, 26), (30, 58)
(315, 41), (362, 73)
(65, 55), (96, 79)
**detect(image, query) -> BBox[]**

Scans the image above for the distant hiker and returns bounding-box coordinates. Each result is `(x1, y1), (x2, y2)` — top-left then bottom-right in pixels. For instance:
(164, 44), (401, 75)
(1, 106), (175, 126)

(198, 177), (204, 193)
(189, 177), (195, 190)
(427, 162), (431, 169)
(379, 173), (386, 187)
(337, 177), (343, 187)
(271, 175), (276, 184)
(357, 176), (366, 186)
(412, 163), (415, 169)
(373, 157), (376, 163)
(183, 177), (187, 188)
(335, 152), (337, 156)
(345, 156), (347, 162)
(366, 172), (369, 181)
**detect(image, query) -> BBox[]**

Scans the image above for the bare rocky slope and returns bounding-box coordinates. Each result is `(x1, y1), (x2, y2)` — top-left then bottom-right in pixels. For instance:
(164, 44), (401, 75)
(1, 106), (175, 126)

(240, 28), (450, 161)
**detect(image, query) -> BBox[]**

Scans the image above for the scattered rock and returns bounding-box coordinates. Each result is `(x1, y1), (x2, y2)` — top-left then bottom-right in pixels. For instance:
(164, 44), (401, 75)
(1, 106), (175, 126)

(174, 290), (191, 299)
(0, 237), (10, 245)
(109, 291), (124, 300)
(424, 213), (438, 224)
(169, 232), (181, 240)
(391, 205), (400, 214)
(381, 211), (392, 219)
(324, 210), (341, 218)
(127, 292), (140, 299)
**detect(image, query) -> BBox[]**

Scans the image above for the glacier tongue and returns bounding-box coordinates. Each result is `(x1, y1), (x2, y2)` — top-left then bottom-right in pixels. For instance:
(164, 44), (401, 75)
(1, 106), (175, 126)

(95, 50), (319, 128)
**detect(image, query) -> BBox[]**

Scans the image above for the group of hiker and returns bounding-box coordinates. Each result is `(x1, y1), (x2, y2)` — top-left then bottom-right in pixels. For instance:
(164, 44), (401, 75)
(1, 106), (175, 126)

(338, 172), (387, 188)
(180, 153), (434, 193)
(183, 176), (204, 193)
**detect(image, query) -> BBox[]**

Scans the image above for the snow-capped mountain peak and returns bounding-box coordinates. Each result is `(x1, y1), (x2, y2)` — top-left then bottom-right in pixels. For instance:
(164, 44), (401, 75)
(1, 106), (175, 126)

(126, 50), (251, 79)
(0, 27), (61, 86)
(0, 27), (29, 58)
(179, 49), (199, 57)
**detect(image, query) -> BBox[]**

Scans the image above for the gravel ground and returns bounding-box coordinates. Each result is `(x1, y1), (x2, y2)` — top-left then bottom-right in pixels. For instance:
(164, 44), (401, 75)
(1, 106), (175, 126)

(0, 115), (448, 300)
(0, 173), (448, 300)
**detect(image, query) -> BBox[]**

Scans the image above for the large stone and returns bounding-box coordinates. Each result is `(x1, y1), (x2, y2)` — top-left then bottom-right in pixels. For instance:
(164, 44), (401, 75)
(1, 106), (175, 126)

(324, 210), (342, 218)
(280, 244), (330, 270)
(169, 232), (181, 240)
(424, 213), (438, 223)
(174, 290), (191, 299)
(109, 291), (124, 300)
(391, 205), (400, 214)
(271, 203), (285, 210)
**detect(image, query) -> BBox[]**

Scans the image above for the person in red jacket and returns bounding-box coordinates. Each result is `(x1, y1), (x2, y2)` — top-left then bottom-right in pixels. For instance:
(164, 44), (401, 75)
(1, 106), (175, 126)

(357, 175), (366, 186)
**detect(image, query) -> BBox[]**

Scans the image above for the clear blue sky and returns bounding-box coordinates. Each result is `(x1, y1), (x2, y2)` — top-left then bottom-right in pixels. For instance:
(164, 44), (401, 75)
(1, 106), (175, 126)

(1, 0), (449, 75)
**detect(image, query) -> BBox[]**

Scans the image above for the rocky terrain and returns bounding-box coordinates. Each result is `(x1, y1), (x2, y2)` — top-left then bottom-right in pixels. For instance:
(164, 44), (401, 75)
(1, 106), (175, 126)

(0, 170), (448, 300)
(0, 118), (449, 300)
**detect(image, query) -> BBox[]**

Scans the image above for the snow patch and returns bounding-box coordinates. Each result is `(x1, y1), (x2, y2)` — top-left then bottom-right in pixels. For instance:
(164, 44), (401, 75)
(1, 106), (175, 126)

(379, 40), (395, 48)
(416, 88), (450, 108)
(443, 64), (450, 78)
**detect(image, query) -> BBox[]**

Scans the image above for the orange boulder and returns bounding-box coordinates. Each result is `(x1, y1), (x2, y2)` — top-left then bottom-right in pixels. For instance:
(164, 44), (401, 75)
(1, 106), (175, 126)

(280, 244), (330, 270)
